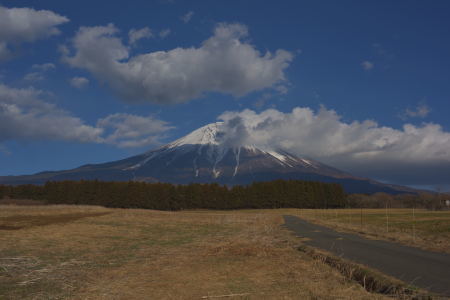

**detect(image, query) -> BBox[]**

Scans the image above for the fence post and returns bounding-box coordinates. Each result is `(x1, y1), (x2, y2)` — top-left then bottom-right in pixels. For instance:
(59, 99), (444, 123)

(413, 206), (416, 243)
(360, 206), (363, 230)
(385, 201), (389, 233)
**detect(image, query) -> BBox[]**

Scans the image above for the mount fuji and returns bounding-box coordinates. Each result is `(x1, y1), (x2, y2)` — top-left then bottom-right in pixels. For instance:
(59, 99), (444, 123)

(0, 123), (416, 194)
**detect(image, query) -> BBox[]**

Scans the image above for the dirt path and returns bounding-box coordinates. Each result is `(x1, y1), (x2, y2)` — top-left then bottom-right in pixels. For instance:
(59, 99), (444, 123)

(283, 215), (450, 296)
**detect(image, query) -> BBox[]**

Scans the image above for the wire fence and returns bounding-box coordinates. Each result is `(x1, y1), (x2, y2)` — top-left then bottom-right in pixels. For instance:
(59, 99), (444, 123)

(295, 207), (450, 250)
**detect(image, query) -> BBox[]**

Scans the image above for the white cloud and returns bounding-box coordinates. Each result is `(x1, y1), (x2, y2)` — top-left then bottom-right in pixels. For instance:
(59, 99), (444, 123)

(400, 103), (430, 120)
(216, 106), (450, 186)
(69, 76), (89, 89)
(24, 63), (56, 81)
(97, 113), (173, 148)
(361, 60), (374, 71)
(0, 83), (171, 148)
(181, 11), (194, 23)
(159, 28), (171, 38)
(24, 72), (45, 82)
(62, 23), (294, 104)
(57, 44), (70, 56)
(0, 84), (101, 143)
(0, 6), (68, 42)
(0, 6), (68, 61)
(128, 27), (153, 45)
(32, 63), (55, 71)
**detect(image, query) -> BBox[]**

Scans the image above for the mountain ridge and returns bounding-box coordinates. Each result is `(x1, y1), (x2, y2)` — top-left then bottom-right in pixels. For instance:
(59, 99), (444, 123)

(0, 123), (421, 194)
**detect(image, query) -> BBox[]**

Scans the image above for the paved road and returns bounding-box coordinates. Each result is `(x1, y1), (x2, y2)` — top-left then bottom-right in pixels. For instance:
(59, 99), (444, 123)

(283, 215), (450, 296)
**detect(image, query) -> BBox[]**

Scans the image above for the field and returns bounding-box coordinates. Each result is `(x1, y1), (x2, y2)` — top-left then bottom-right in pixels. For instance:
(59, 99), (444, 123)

(0, 205), (389, 299)
(290, 208), (450, 254)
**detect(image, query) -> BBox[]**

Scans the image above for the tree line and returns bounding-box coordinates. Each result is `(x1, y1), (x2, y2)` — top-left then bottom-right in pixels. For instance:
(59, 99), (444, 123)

(347, 192), (448, 210)
(0, 179), (346, 210)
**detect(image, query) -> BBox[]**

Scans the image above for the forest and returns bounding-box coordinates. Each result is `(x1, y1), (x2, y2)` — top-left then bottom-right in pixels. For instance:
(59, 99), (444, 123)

(0, 179), (346, 210)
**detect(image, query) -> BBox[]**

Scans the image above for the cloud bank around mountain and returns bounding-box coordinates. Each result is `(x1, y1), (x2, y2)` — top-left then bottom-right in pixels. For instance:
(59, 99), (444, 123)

(217, 107), (450, 186)
(62, 23), (294, 104)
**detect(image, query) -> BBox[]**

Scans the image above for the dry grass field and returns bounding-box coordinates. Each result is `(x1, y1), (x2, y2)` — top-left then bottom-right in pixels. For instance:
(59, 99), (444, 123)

(0, 205), (389, 300)
(288, 208), (450, 254)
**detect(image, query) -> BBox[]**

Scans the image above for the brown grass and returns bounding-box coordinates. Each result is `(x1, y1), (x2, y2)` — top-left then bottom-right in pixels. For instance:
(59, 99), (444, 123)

(0, 205), (386, 299)
(0, 212), (110, 230)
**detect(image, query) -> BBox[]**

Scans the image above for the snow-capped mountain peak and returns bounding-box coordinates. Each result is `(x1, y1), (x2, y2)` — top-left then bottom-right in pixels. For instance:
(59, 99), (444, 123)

(167, 122), (223, 148)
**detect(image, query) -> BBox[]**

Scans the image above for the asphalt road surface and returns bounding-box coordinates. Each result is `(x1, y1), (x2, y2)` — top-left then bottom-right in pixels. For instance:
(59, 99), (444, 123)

(283, 215), (450, 296)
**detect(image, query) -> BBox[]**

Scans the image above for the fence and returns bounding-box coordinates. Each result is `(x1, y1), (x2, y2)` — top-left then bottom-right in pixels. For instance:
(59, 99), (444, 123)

(295, 207), (450, 252)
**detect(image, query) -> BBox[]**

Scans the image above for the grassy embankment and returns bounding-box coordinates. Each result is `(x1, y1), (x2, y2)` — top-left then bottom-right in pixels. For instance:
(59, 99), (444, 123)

(288, 208), (450, 254)
(0, 205), (390, 299)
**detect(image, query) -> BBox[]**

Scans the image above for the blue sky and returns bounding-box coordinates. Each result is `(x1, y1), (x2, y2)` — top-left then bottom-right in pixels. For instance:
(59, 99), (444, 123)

(1, 0), (450, 190)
